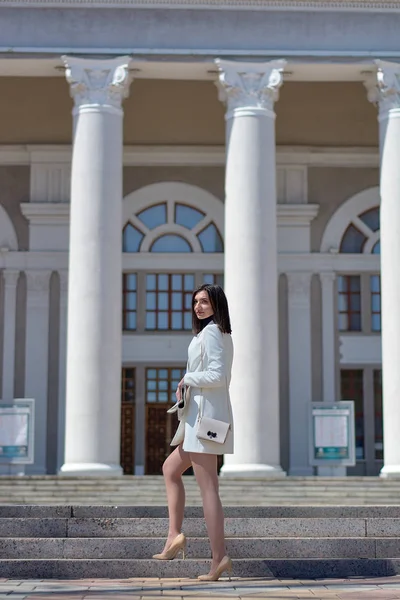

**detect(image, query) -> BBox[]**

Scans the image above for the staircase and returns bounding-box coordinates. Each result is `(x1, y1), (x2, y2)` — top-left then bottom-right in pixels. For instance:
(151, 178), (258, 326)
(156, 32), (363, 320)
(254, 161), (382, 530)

(1, 475), (400, 505)
(2, 505), (400, 579)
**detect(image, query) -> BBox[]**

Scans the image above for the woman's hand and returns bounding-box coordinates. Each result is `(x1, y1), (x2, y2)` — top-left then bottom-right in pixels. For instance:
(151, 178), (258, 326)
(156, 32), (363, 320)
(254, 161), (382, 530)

(176, 377), (185, 402)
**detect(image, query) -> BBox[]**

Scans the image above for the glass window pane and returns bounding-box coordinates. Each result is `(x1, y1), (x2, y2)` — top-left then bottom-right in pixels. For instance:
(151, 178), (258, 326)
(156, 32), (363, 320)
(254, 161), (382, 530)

(158, 275), (169, 291)
(203, 273), (214, 284)
(159, 369), (168, 379)
(350, 294), (361, 311)
(372, 240), (381, 254)
(158, 313), (168, 329)
(147, 392), (157, 403)
(158, 293), (168, 310)
(340, 224), (367, 253)
(338, 313), (348, 331)
(146, 292), (156, 310)
(370, 275), (380, 292)
(158, 391), (168, 402)
(371, 295), (381, 312)
(125, 312), (136, 330)
(147, 369), (157, 379)
(338, 294), (348, 312)
(185, 294), (192, 310)
(172, 293), (182, 310)
(137, 203), (167, 229)
(147, 380), (156, 391)
(123, 224), (144, 252)
(349, 276), (361, 292)
(184, 274), (195, 290)
(172, 369), (181, 379)
(372, 314), (381, 332)
(172, 274), (183, 291)
(337, 275), (346, 292)
(151, 235), (192, 253)
(184, 312), (192, 330)
(359, 207), (380, 232)
(197, 223), (224, 253)
(147, 274), (156, 290)
(349, 313), (362, 331)
(159, 380), (168, 391)
(146, 313), (156, 329)
(125, 293), (136, 310)
(126, 273), (137, 290)
(172, 312), (183, 330)
(175, 204), (205, 229)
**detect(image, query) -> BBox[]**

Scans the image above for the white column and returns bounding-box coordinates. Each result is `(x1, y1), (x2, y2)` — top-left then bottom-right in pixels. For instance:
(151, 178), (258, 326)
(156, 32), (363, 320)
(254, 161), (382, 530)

(320, 272), (337, 404)
(287, 272), (313, 476)
(57, 270), (68, 471)
(60, 56), (132, 477)
(216, 59), (286, 478)
(2, 270), (19, 400)
(25, 270), (51, 474)
(366, 62), (400, 477)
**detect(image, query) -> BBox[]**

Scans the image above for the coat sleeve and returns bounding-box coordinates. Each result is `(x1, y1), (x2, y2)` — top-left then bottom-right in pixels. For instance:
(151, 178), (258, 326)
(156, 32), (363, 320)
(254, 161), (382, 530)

(183, 325), (226, 388)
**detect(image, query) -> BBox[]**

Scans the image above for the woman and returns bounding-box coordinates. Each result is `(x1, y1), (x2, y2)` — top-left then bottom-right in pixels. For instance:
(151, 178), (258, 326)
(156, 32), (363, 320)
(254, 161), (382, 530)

(152, 283), (234, 582)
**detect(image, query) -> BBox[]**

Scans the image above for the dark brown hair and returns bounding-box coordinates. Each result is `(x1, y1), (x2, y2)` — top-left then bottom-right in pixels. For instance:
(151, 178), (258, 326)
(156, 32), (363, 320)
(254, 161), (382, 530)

(192, 284), (232, 335)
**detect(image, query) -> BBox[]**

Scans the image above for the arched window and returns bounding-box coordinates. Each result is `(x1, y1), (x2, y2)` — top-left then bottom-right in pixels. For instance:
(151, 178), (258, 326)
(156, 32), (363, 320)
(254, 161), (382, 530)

(339, 207), (380, 254)
(122, 194), (223, 254)
(122, 183), (224, 332)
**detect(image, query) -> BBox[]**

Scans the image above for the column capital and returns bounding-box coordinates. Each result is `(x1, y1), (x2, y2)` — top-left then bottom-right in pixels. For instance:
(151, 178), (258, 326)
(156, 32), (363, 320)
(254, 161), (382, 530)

(287, 271), (312, 302)
(319, 271), (336, 285)
(26, 270), (51, 292)
(62, 56), (133, 115)
(365, 61), (400, 121)
(215, 59), (286, 119)
(3, 269), (20, 288)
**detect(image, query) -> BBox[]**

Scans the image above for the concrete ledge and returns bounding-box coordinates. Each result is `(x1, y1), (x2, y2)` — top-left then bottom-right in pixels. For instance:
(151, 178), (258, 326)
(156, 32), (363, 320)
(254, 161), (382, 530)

(0, 558), (398, 579)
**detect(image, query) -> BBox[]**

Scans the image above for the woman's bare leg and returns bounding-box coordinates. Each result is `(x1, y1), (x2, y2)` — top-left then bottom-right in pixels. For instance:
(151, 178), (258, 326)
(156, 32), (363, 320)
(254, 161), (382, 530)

(161, 444), (192, 551)
(190, 453), (226, 571)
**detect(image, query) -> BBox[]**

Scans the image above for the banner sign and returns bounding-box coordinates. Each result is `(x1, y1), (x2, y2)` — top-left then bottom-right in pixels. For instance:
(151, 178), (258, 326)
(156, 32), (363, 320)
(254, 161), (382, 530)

(0, 399), (34, 464)
(309, 401), (356, 467)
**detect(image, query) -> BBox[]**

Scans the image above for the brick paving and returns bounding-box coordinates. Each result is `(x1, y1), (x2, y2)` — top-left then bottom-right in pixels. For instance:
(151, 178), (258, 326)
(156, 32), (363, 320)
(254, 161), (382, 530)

(1, 577), (400, 599)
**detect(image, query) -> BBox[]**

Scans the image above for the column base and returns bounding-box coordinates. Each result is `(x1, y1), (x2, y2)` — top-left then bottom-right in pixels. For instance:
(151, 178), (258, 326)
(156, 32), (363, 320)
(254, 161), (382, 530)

(289, 466), (314, 476)
(380, 465), (400, 478)
(59, 463), (123, 477)
(219, 463), (286, 478)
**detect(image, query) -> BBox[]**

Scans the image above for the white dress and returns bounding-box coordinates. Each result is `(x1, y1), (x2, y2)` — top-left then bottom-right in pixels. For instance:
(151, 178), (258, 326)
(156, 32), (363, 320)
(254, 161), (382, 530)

(171, 322), (234, 455)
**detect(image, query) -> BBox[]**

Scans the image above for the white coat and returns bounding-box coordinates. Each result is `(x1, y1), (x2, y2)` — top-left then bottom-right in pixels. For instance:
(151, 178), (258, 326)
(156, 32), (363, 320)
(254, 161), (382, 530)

(170, 322), (234, 454)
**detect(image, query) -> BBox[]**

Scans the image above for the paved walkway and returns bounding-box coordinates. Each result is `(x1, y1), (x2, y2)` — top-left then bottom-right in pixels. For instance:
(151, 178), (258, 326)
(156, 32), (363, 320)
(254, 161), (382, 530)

(1, 577), (400, 599)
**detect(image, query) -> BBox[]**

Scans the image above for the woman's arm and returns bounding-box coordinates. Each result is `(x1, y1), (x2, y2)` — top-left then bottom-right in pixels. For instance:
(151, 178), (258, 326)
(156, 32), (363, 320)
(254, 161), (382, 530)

(183, 325), (226, 388)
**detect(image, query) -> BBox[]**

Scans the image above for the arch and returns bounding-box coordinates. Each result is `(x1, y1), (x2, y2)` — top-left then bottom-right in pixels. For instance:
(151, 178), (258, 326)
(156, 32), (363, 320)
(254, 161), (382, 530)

(320, 187), (380, 253)
(0, 205), (18, 251)
(123, 182), (224, 234)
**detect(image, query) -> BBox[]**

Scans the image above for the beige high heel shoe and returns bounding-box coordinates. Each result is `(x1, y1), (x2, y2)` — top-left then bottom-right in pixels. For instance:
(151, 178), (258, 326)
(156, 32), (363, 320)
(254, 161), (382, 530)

(198, 555), (232, 581)
(152, 533), (186, 560)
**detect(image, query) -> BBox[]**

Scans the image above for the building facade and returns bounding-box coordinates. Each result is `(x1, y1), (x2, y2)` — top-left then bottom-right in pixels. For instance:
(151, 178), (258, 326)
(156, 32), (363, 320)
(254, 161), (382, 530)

(0, 0), (399, 477)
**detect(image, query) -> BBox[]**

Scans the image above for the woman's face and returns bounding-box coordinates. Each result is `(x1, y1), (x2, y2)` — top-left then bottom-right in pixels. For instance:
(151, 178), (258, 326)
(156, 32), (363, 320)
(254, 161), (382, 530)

(194, 290), (214, 320)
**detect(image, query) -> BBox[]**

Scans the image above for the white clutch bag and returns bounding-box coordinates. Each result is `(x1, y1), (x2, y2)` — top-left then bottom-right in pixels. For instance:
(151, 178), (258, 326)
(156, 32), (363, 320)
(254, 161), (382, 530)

(196, 415), (230, 445)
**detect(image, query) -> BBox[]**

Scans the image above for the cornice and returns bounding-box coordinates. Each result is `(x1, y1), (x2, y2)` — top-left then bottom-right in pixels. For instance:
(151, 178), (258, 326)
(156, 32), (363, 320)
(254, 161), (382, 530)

(0, 145), (380, 167)
(2, 0), (400, 12)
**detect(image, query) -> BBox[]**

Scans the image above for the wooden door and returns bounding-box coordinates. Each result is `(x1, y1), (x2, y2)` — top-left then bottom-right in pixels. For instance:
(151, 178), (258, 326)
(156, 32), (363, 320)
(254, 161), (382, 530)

(120, 367), (136, 474)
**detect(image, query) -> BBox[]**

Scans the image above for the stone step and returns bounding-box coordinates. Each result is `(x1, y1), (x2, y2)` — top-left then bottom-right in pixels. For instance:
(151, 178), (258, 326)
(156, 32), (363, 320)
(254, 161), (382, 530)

(4, 505), (400, 518)
(0, 557), (398, 579)
(2, 516), (400, 538)
(2, 536), (400, 559)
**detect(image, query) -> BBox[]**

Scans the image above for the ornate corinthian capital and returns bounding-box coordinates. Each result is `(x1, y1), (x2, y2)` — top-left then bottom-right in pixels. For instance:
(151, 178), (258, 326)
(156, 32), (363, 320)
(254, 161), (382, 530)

(62, 56), (133, 112)
(215, 59), (286, 118)
(365, 61), (400, 120)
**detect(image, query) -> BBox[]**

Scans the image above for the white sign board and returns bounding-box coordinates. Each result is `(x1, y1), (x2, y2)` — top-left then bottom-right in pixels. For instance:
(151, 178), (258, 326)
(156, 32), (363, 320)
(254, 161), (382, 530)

(0, 399), (34, 464)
